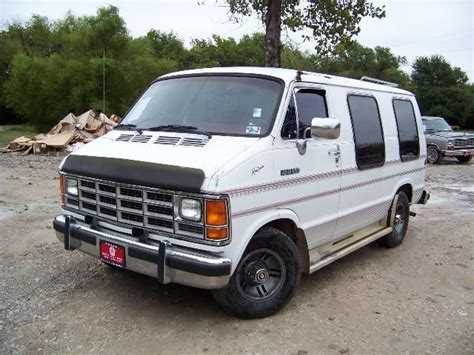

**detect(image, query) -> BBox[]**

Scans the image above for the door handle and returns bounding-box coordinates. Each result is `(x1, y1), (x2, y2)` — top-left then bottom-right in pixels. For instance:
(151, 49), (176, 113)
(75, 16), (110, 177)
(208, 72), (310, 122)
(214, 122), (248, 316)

(328, 145), (341, 167)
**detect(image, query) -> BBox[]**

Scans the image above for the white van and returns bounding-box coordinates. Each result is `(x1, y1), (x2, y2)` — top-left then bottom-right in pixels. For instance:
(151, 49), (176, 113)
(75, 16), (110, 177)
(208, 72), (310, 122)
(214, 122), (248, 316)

(54, 67), (430, 318)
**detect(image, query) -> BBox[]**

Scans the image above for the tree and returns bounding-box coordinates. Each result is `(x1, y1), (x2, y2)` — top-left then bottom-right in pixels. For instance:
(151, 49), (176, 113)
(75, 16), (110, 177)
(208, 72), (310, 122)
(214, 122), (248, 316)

(223, 0), (385, 67)
(411, 55), (473, 128)
(411, 55), (468, 87)
(315, 41), (410, 88)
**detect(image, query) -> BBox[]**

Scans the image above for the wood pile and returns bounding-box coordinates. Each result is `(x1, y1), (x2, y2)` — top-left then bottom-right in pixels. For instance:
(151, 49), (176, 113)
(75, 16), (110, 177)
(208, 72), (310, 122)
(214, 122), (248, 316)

(5, 110), (122, 155)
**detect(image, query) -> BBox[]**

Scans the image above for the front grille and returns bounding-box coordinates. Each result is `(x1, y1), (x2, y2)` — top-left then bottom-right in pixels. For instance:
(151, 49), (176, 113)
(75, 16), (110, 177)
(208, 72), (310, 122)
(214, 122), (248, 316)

(469, 138), (474, 146)
(66, 177), (178, 234)
(63, 176), (228, 242)
(454, 138), (467, 147)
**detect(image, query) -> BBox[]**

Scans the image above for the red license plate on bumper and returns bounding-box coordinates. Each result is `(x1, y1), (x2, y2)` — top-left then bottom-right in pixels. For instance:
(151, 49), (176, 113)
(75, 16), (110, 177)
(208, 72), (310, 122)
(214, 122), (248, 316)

(100, 241), (125, 267)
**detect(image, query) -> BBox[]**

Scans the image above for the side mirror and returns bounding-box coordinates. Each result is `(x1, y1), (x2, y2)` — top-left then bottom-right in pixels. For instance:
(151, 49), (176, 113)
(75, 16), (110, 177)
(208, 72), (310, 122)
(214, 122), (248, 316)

(311, 117), (341, 139)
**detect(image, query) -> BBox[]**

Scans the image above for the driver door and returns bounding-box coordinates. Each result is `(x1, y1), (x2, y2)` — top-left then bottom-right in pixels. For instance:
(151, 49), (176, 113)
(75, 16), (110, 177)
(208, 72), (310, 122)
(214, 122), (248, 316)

(273, 85), (342, 251)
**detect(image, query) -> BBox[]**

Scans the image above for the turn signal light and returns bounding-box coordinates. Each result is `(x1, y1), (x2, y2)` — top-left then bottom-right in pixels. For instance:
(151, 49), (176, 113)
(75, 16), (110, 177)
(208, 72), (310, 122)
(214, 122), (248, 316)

(59, 175), (65, 204)
(206, 227), (228, 240)
(205, 200), (227, 226)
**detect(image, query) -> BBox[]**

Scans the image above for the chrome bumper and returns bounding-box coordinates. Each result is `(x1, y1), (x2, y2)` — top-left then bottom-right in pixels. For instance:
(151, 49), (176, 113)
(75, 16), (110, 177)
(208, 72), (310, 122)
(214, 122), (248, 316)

(53, 215), (231, 289)
(442, 148), (474, 157)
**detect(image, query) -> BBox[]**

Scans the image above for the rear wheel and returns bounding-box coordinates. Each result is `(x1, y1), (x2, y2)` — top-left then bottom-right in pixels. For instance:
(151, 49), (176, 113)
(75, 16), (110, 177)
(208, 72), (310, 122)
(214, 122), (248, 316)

(379, 191), (410, 248)
(456, 156), (472, 163)
(212, 227), (301, 319)
(427, 146), (442, 164)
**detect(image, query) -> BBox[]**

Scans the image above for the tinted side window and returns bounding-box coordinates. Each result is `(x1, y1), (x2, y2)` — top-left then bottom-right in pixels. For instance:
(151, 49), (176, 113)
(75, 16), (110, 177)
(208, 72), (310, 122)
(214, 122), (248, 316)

(348, 95), (385, 169)
(295, 90), (328, 138)
(393, 99), (420, 161)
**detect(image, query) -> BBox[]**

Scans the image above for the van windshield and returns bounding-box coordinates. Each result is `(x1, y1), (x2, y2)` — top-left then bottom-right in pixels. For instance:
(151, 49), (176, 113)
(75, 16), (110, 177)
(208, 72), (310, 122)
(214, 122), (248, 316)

(120, 76), (283, 137)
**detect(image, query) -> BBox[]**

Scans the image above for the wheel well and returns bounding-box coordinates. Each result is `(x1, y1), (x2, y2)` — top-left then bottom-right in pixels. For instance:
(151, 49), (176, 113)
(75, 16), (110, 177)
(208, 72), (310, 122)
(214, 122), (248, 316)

(260, 219), (310, 273)
(397, 184), (413, 203)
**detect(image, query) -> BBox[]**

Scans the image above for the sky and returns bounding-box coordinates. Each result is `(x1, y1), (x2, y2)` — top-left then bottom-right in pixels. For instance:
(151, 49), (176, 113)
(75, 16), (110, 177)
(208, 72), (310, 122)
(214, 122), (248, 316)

(1, 0), (473, 81)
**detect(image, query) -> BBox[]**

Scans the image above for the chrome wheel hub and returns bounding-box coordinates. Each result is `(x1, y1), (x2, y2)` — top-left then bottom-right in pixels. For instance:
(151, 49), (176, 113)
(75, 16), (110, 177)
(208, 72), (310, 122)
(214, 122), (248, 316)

(246, 261), (270, 284)
(236, 248), (286, 301)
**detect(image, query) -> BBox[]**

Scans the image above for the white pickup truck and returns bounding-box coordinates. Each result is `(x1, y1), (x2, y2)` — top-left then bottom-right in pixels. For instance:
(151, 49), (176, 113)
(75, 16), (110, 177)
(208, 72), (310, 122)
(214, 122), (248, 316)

(53, 67), (429, 318)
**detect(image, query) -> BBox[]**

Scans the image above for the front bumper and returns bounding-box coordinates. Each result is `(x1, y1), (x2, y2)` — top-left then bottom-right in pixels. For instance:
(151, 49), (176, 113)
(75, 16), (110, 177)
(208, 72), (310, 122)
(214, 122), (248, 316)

(442, 148), (474, 157)
(53, 215), (231, 289)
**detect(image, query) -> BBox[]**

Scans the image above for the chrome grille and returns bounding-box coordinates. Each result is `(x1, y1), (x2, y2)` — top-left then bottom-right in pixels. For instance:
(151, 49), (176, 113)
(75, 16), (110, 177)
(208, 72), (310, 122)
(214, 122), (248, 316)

(66, 177), (178, 234)
(63, 175), (230, 244)
(469, 138), (474, 147)
(454, 138), (466, 147)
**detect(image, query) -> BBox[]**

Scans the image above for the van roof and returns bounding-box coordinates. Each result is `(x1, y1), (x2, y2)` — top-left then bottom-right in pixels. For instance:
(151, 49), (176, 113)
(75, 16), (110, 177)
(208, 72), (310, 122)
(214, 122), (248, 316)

(159, 66), (414, 96)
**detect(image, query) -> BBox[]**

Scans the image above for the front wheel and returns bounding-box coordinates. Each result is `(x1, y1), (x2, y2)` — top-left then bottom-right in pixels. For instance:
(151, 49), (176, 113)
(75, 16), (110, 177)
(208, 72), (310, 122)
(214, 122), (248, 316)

(427, 146), (442, 164)
(212, 227), (301, 319)
(456, 156), (472, 163)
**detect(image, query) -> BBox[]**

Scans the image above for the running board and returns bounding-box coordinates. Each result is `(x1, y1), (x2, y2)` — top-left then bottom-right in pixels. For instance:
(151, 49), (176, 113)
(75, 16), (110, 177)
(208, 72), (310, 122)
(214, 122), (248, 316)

(309, 227), (393, 273)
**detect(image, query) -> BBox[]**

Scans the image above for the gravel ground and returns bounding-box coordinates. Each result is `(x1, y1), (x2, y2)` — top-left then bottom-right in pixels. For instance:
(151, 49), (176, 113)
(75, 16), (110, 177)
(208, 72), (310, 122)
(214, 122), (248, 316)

(0, 153), (473, 354)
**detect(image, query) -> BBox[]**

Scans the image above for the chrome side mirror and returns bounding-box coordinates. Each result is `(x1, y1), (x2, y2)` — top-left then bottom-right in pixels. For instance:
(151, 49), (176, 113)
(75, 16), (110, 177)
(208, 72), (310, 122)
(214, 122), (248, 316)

(311, 117), (341, 139)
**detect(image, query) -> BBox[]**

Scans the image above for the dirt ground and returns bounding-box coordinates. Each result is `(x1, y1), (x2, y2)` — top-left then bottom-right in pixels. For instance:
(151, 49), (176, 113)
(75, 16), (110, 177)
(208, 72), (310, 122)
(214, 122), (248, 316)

(0, 153), (473, 354)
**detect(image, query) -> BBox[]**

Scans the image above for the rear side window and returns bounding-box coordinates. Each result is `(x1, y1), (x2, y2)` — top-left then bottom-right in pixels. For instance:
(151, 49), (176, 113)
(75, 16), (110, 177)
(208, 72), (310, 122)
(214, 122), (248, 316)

(348, 95), (385, 169)
(393, 99), (420, 161)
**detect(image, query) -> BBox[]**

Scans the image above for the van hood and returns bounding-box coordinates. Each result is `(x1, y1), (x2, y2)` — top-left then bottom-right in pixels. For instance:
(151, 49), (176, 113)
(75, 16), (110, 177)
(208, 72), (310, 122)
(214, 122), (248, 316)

(60, 130), (258, 192)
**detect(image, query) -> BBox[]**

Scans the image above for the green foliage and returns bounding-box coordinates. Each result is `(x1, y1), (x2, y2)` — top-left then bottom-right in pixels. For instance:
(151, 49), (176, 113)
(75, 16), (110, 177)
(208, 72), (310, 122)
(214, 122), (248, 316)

(186, 33), (265, 68)
(412, 55), (468, 87)
(1, 6), (181, 129)
(411, 55), (473, 128)
(0, 6), (471, 130)
(0, 124), (40, 147)
(315, 42), (411, 88)
(225, 0), (385, 55)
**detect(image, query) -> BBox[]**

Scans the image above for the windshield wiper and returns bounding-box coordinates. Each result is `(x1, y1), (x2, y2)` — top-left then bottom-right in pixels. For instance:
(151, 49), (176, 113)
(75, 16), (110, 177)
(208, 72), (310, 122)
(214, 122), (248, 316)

(115, 123), (138, 130)
(115, 123), (144, 134)
(145, 125), (212, 138)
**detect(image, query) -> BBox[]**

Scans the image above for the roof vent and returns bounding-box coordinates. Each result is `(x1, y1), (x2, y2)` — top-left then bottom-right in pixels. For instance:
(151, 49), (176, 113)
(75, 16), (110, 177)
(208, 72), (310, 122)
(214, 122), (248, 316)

(179, 137), (209, 147)
(116, 134), (134, 142)
(130, 135), (152, 143)
(154, 136), (181, 145)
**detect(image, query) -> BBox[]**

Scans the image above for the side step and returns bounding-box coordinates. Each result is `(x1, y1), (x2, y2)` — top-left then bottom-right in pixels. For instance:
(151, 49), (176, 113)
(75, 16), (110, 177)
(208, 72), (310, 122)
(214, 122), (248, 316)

(309, 227), (392, 273)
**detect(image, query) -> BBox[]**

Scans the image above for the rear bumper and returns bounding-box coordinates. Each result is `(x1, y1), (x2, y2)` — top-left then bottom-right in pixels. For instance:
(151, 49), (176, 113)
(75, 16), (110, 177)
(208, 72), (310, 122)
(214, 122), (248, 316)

(53, 214), (231, 289)
(442, 148), (474, 157)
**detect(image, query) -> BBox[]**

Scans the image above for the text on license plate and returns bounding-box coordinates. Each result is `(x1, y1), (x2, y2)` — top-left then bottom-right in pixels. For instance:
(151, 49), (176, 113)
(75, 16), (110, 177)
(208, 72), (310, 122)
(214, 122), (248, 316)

(100, 241), (125, 267)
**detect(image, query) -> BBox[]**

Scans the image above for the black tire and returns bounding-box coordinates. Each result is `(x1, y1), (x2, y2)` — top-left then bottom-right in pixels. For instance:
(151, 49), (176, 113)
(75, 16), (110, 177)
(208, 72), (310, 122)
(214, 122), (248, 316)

(212, 227), (301, 319)
(427, 146), (442, 164)
(456, 156), (472, 163)
(379, 192), (410, 248)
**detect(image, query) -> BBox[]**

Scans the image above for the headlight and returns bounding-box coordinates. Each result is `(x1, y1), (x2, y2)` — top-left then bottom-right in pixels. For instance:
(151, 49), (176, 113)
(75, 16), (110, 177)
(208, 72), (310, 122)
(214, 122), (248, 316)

(65, 178), (78, 196)
(179, 198), (202, 221)
(447, 140), (454, 149)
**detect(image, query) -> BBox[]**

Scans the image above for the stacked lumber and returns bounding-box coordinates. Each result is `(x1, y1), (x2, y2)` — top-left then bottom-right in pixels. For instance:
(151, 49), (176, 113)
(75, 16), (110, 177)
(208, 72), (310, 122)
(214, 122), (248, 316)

(5, 110), (122, 154)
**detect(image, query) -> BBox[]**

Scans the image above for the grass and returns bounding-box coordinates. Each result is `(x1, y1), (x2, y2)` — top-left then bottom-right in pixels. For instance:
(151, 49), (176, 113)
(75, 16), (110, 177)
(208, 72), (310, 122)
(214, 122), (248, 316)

(0, 124), (41, 147)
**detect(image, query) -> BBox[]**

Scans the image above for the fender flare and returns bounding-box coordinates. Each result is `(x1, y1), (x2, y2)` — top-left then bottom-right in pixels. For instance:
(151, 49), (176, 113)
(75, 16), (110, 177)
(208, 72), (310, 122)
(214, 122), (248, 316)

(390, 177), (414, 202)
(229, 208), (302, 273)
